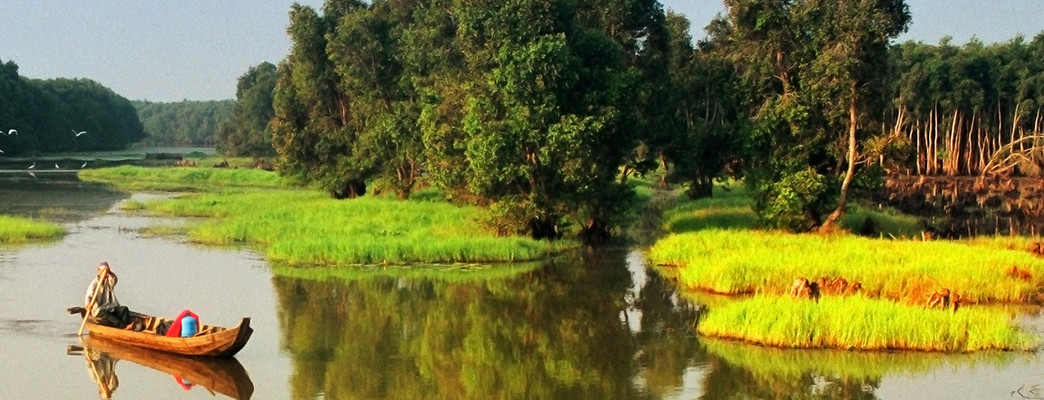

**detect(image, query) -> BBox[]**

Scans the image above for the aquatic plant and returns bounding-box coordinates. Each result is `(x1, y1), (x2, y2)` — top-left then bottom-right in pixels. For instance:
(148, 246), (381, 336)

(0, 215), (65, 243)
(79, 165), (296, 191)
(697, 295), (1039, 352)
(648, 229), (1044, 303)
(138, 190), (568, 266)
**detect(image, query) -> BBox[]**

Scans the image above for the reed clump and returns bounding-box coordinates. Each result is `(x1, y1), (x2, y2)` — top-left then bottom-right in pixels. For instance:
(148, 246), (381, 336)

(0, 215), (65, 243)
(649, 229), (1044, 303)
(697, 295), (1038, 352)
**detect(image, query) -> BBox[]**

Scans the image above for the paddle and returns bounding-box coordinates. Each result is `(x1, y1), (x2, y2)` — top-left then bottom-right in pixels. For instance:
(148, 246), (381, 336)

(78, 272), (105, 336)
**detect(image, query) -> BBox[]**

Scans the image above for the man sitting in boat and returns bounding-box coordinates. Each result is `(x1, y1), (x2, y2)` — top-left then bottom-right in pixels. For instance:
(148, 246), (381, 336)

(85, 262), (131, 327)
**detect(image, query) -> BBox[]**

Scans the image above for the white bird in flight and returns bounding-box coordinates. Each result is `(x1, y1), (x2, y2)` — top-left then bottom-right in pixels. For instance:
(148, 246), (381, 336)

(54, 162), (60, 169)
(81, 161), (88, 168)
(73, 130), (86, 137)
(7, 129), (16, 135)
(28, 162), (35, 169)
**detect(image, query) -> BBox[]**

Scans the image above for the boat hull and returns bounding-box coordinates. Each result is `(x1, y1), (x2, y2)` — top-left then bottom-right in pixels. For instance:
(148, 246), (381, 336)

(81, 312), (252, 358)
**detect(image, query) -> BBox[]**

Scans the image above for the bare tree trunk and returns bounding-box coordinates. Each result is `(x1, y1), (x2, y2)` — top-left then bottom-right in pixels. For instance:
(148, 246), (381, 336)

(821, 89), (858, 232)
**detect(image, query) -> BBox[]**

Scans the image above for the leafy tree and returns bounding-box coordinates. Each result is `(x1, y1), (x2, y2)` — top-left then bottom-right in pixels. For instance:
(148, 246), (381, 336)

(273, 1), (377, 199)
(660, 12), (742, 199)
(326, 0), (425, 199)
(714, 0), (910, 232)
(216, 62), (278, 157)
(451, 0), (639, 242)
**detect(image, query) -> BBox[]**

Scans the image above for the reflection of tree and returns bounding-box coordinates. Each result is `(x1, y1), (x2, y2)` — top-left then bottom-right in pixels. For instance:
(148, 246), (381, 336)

(633, 265), (703, 397)
(84, 348), (119, 399)
(274, 249), (702, 399)
(701, 355), (877, 400)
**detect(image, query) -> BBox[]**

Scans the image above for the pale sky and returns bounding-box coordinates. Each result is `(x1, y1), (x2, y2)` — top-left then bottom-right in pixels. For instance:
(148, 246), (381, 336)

(0, 1), (1041, 102)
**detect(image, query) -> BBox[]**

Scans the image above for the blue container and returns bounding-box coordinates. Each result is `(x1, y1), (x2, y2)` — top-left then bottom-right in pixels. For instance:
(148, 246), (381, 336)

(180, 316), (198, 337)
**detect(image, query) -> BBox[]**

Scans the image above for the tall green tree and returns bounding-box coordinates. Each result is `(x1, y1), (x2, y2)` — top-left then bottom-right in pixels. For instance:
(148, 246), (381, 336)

(450, 0), (638, 242)
(273, 1), (373, 198)
(326, 0), (425, 199)
(715, 0), (910, 232)
(217, 62), (278, 156)
(660, 12), (742, 199)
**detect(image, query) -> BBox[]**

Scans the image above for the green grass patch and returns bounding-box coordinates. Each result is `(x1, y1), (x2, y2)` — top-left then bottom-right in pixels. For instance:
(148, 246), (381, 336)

(138, 190), (569, 266)
(79, 165), (297, 192)
(841, 204), (924, 238)
(661, 184), (758, 233)
(0, 215), (65, 243)
(697, 295), (1038, 351)
(648, 229), (1044, 303)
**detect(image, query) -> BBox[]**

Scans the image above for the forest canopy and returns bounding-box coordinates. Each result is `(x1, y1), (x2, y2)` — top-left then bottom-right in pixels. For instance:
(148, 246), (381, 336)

(8, 0), (1044, 243)
(0, 59), (146, 155)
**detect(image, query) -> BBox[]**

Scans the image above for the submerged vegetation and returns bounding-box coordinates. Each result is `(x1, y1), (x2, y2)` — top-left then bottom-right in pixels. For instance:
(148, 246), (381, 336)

(0, 215), (65, 243)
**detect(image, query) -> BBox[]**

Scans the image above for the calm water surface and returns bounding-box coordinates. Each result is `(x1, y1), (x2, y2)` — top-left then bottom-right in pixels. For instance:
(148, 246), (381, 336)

(2, 174), (1044, 399)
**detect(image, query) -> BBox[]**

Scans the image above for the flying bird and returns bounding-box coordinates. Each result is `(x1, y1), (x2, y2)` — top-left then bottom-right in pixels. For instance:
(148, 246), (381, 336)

(7, 129), (16, 135)
(0, 149), (4, 154)
(81, 161), (88, 168)
(55, 162), (60, 169)
(28, 162), (35, 169)
(73, 130), (87, 137)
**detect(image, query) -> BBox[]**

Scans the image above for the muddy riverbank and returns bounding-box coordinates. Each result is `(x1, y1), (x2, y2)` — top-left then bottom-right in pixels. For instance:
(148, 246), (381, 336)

(881, 175), (1044, 237)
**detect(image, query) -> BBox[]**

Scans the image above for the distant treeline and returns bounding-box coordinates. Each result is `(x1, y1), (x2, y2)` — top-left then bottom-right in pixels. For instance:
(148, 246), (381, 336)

(133, 100), (234, 147)
(0, 59), (146, 155)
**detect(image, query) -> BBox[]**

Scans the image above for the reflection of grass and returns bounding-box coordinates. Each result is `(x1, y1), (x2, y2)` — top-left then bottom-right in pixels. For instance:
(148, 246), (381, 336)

(701, 335), (1021, 381)
(138, 190), (569, 266)
(272, 261), (543, 282)
(0, 215), (64, 243)
(648, 229), (1044, 303)
(698, 295), (1039, 351)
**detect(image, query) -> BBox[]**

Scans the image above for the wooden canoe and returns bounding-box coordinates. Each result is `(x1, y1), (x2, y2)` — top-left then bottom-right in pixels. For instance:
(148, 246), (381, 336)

(81, 335), (255, 399)
(70, 308), (252, 358)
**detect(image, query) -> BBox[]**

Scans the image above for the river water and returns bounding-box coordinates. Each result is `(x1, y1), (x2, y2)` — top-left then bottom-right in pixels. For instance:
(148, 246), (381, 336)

(2, 173), (1044, 399)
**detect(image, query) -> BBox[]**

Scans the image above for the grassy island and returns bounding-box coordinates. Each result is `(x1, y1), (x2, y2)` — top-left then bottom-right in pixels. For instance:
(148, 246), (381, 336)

(0, 215), (65, 243)
(697, 295), (1038, 352)
(649, 184), (1044, 352)
(80, 166), (569, 266)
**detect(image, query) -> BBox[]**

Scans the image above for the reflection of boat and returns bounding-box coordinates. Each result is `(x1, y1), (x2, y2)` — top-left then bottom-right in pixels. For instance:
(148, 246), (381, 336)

(81, 335), (254, 400)
(69, 307), (252, 357)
